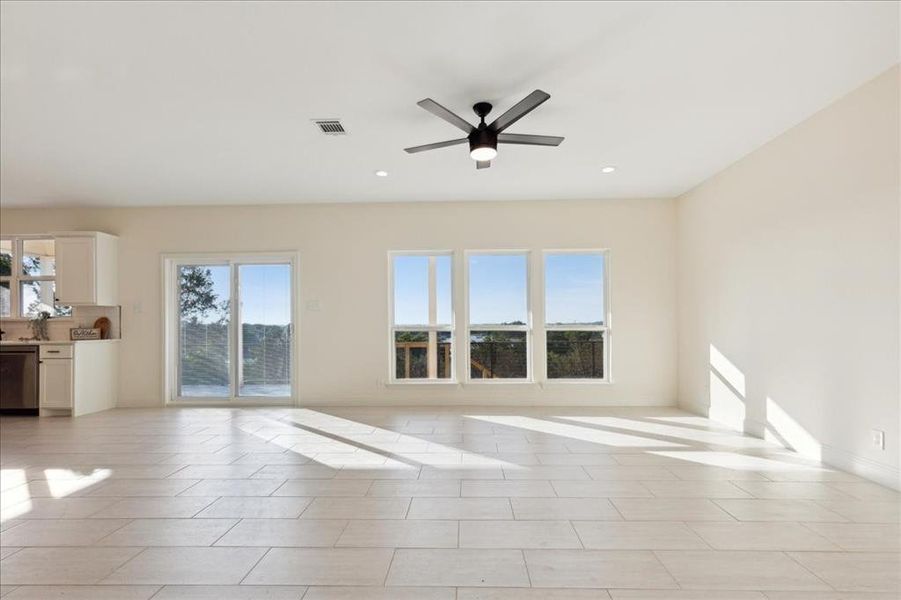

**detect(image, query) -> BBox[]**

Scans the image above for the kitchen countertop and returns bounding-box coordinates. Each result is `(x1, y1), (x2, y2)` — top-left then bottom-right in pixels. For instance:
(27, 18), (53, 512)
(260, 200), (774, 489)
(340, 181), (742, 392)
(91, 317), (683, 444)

(0, 339), (120, 345)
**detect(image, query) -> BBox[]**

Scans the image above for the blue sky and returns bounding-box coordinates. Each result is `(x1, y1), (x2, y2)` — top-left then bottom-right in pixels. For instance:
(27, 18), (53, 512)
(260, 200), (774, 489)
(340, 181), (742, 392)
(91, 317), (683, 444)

(188, 264), (291, 325)
(394, 253), (604, 326)
(240, 264), (291, 325)
(394, 255), (452, 325)
(545, 253), (605, 324)
(468, 254), (528, 324)
(190, 254), (603, 328)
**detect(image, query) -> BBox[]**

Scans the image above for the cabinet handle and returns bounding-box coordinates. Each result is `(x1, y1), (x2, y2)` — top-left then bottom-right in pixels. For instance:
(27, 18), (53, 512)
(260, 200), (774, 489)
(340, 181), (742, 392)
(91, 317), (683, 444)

(46, 350), (60, 354)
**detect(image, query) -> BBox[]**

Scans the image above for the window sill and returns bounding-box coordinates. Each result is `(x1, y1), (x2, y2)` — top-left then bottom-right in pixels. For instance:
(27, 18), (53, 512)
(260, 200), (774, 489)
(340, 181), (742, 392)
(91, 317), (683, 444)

(386, 380), (460, 386)
(541, 379), (614, 385)
(0, 317), (75, 323)
(464, 379), (535, 385)
(168, 398), (295, 407)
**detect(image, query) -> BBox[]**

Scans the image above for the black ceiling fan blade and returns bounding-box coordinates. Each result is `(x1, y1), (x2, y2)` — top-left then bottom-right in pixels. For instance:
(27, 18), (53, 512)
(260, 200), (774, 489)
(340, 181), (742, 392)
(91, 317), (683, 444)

(417, 99), (474, 134)
(497, 133), (564, 146)
(404, 138), (469, 154)
(488, 90), (551, 133)
(476, 160), (491, 170)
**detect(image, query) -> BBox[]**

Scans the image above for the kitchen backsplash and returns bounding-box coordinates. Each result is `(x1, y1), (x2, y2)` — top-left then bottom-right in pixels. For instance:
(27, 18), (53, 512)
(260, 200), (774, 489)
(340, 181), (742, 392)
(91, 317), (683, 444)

(0, 305), (121, 341)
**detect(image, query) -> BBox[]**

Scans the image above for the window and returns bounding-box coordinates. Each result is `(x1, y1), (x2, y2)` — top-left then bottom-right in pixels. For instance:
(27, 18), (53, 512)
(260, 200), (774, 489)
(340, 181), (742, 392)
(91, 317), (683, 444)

(467, 252), (530, 380)
(0, 237), (71, 318)
(390, 253), (453, 381)
(544, 251), (608, 380)
(168, 255), (295, 402)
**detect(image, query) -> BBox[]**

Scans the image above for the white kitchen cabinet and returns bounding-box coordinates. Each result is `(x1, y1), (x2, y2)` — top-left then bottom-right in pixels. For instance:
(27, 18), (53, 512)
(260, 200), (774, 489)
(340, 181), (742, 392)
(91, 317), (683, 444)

(39, 353), (73, 409)
(54, 232), (118, 306)
(38, 341), (118, 416)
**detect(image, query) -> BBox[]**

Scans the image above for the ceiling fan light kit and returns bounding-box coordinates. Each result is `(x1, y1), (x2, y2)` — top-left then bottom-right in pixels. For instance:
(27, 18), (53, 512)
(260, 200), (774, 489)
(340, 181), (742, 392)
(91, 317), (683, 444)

(404, 89), (564, 169)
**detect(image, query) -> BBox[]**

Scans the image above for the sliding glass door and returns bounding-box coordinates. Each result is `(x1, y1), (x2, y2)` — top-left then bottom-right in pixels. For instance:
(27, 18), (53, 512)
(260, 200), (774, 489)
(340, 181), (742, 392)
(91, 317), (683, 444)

(172, 257), (294, 402)
(177, 264), (231, 397)
(237, 264), (292, 397)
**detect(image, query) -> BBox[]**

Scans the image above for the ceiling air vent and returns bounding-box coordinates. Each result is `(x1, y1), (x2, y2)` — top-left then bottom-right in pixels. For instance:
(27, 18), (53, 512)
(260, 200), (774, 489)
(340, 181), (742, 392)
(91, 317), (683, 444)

(313, 119), (346, 135)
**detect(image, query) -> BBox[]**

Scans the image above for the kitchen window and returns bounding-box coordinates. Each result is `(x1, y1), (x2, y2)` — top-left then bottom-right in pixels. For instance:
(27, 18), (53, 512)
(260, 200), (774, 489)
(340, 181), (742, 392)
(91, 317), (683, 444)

(0, 237), (71, 319)
(164, 254), (297, 403)
(389, 252), (454, 381)
(544, 250), (609, 380)
(466, 251), (530, 380)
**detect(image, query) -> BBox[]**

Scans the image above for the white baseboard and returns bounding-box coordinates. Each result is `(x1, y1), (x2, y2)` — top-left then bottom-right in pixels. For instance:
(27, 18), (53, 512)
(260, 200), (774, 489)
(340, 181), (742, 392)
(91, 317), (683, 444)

(681, 402), (900, 491)
(819, 444), (900, 491)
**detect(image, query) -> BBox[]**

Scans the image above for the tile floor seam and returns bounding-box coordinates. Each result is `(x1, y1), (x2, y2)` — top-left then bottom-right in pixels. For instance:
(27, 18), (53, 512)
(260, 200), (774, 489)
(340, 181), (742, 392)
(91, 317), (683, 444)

(649, 548), (684, 590)
(248, 463), (267, 480)
(188, 496), (220, 517)
(709, 498), (743, 521)
(682, 520), (716, 550)
(87, 516), (137, 545)
(98, 545), (151, 584)
(781, 549), (839, 591)
(296, 497), (314, 519)
(208, 516), (244, 546)
(163, 465), (190, 478)
(237, 545), (274, 585)
(606, 498), (627, 521)
(170, 479), (204, 497)
(520, 548), (533, 587)
(332, 518), (354, 547)
(794, 520), (849, 551)
(569, 519), (587, 549)
(381, 547), (398, 586)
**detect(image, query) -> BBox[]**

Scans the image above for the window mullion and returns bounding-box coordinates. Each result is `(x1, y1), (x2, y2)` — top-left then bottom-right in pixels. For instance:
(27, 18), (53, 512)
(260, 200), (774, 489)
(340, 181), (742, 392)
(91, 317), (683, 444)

(427, 256), (438, 378)
(230, 261), (240, 400)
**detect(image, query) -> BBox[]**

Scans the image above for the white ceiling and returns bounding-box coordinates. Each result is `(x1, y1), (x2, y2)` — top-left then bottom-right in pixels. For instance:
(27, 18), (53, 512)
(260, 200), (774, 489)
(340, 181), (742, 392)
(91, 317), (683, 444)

(1, 1), (897, 207)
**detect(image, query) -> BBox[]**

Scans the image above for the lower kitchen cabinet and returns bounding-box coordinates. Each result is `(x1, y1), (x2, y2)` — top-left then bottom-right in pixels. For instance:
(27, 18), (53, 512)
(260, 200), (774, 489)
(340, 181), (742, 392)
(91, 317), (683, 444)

(40, 353), (73, 409)
(38, 341), (118, 416)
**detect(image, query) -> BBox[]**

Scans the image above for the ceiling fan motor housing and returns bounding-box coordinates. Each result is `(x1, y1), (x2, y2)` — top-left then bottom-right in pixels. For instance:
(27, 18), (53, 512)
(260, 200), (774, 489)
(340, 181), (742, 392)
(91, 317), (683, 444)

(469, 127), (497, 155)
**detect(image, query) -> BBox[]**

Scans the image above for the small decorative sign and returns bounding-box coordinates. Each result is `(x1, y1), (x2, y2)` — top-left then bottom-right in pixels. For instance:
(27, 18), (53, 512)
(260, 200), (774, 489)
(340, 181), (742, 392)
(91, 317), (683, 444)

(70, 327), (101, 340)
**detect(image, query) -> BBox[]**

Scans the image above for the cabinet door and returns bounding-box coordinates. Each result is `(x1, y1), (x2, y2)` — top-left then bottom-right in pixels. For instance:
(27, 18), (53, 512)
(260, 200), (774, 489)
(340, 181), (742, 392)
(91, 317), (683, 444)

(40, 358), (73, 409)
(55, 237), (96, 304)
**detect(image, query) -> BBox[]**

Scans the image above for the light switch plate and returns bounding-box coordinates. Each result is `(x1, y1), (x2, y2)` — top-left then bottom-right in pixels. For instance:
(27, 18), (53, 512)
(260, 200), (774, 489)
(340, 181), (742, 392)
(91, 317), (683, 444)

(871, 429), (885, 450)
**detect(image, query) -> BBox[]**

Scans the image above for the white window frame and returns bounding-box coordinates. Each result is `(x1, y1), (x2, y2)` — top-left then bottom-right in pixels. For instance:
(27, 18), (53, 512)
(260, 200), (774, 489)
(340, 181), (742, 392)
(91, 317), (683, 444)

(0, 235), (72, 320)
(162, 252), (299, 406)
(387, 250), (455, 384)
(541, 249), (611, 383)
(464, 249), (533, 383)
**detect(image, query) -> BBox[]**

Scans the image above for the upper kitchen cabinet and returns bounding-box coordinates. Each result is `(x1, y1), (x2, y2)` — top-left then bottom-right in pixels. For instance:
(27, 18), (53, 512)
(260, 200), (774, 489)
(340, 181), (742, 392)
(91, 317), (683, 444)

(54, 232), (118, 306)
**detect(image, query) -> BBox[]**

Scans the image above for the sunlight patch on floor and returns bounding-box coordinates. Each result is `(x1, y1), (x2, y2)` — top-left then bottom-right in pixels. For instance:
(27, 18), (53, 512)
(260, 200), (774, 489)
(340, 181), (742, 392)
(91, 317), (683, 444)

(765, 397), (823, 460)
(650, 450), (825, 471)
(468, 415), (688, 448)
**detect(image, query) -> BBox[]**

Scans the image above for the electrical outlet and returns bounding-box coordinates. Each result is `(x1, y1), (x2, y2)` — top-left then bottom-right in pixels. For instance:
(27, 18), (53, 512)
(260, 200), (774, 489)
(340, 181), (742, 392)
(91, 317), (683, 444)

(871, 429), (885, 450)
(305, 299), (321, 312)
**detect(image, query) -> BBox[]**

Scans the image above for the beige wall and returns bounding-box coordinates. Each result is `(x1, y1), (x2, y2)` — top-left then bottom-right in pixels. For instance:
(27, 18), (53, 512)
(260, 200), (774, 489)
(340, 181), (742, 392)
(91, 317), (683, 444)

(0, 198), (678, 407)
(676, 67), (900, 488)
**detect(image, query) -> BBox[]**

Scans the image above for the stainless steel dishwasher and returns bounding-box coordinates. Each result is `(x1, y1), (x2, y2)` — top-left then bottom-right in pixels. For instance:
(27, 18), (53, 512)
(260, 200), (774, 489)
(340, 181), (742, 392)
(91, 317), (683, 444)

(0, 345), (40, 415)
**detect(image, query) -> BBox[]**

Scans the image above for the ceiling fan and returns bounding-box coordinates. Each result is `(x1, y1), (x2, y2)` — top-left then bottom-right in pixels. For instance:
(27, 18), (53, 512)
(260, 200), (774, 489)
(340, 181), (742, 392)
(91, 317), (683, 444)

(404, 89), (564, 169)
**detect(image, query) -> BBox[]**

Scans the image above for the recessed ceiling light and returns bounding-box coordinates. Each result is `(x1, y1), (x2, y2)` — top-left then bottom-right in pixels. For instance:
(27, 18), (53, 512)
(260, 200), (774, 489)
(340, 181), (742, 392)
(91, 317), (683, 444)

(375, 170), (388, 177)
(601, 166), (616, 173)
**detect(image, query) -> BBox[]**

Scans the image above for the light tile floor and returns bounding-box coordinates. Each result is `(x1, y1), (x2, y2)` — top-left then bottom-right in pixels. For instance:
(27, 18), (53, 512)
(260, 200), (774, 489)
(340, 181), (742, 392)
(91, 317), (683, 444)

(0, 406), (899, 599)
